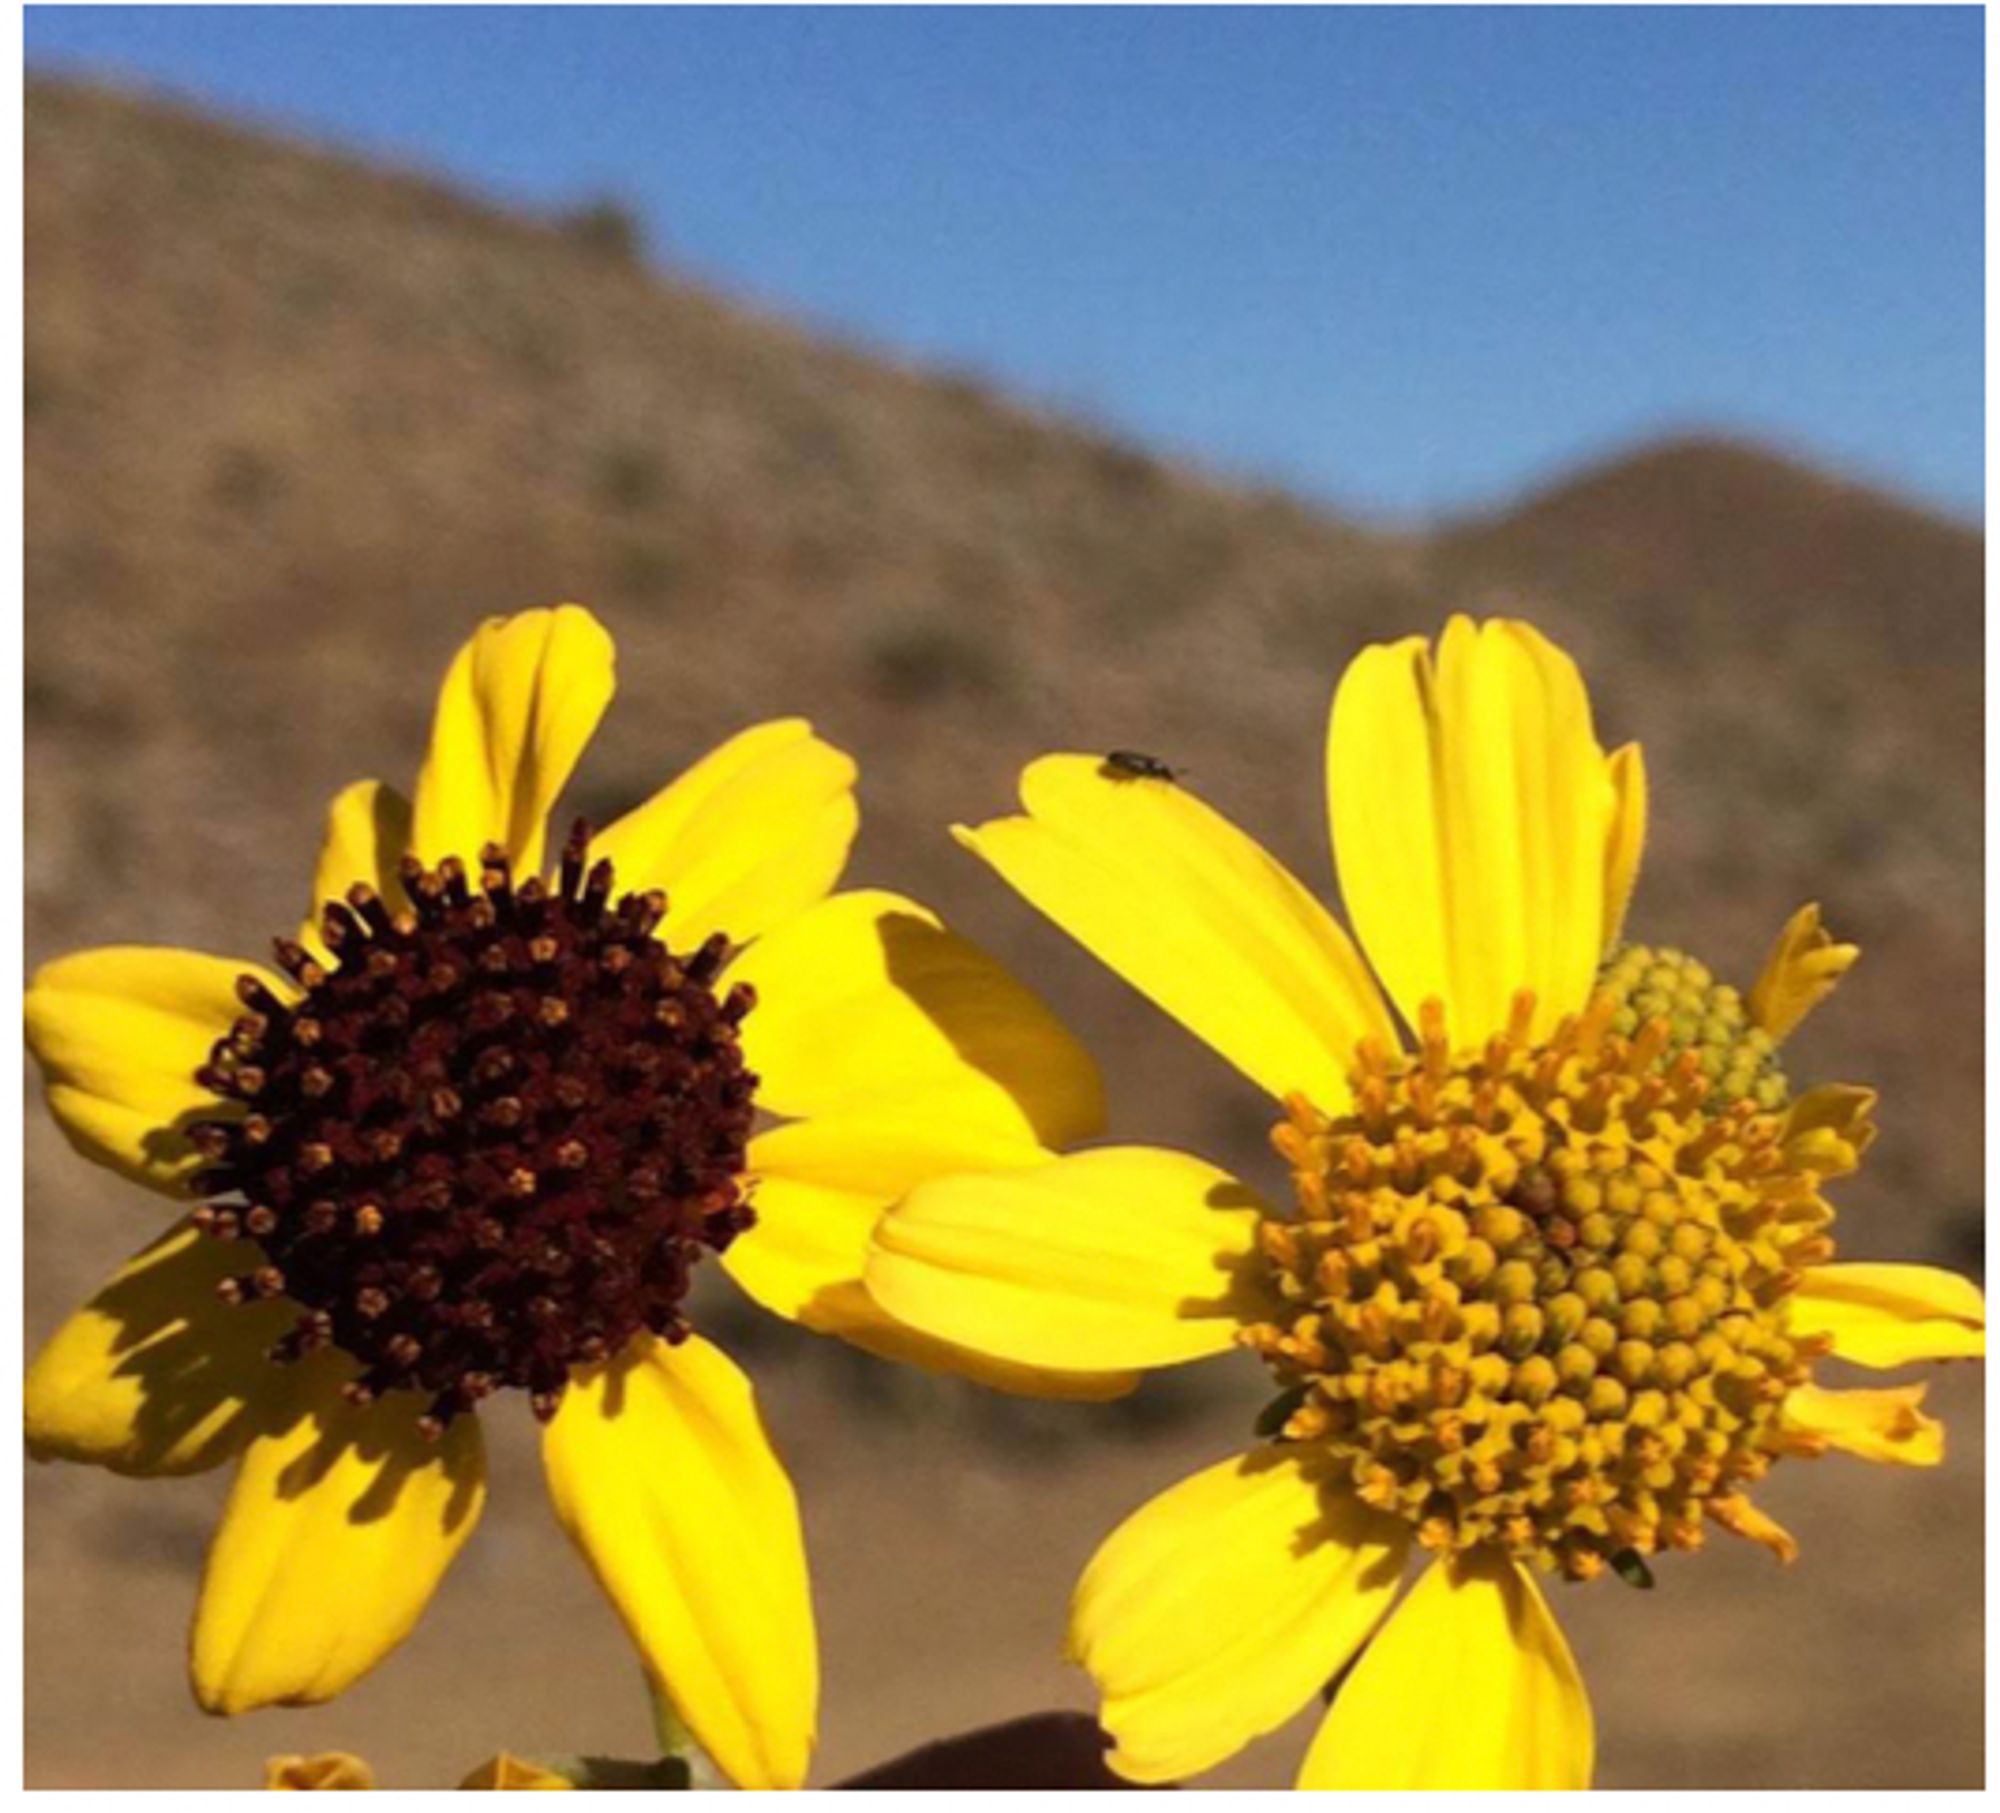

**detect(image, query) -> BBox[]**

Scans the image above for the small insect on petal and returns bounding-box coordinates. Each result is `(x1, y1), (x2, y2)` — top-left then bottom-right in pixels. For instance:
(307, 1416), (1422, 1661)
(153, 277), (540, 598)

(1098, 749), (1181, 782)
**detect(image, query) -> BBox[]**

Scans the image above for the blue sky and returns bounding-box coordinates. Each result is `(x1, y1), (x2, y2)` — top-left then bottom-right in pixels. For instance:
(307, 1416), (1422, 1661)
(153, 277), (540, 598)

(26, 6), (1984, 521)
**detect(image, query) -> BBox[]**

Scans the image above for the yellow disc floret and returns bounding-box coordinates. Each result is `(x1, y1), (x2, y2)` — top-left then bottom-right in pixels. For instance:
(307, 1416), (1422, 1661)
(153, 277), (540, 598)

(1597, 943), (1787, 1112)
(1245, 992), (1834, 1582)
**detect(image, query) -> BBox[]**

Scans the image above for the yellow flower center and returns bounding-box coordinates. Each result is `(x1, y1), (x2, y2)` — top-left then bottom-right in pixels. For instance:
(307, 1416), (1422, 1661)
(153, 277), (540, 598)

(187, 822), (758, 1433)
(1245, 991), (1833, 1581)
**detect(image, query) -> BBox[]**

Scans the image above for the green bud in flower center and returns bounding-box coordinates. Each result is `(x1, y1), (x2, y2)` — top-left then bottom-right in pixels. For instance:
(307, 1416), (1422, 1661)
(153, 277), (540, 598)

(1598, 944), (1788, 1112)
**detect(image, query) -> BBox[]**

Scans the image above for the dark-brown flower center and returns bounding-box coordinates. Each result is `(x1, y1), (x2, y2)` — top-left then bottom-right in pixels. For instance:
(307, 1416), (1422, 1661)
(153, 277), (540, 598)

(188, 824), (757, 1433)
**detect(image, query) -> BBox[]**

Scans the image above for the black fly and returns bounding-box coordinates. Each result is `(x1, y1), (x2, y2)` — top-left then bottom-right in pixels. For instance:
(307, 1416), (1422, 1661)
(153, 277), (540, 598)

(1099, 749), (1181, 783)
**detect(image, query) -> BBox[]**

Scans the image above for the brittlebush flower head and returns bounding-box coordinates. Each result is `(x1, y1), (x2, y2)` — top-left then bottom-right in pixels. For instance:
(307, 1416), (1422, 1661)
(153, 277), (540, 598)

(26, 605), (1108, 1789)
(866, 615), (1986, 1788)
(457, 1755), (575, 1790)
(263, 1750), (572, 1788)
(265, 1753), (378, 1789)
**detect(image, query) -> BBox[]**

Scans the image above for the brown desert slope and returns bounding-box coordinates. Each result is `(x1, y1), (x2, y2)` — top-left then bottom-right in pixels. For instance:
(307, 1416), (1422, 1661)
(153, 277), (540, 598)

(28, 73), (1981, 1234)
(24, 75), (1984, 1789)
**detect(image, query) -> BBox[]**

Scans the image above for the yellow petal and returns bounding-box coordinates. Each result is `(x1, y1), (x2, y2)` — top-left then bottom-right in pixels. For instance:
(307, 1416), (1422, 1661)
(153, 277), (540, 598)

(730, 888), (1105, 1146)
(1329, 617), (1619, 1047)
(1783, 1381), (1944, 1466)
(459, 1754), (573, 1790)
(304, 779), (414, 948)
(1073, 1449), (1408, 1783)
(1786, 1263), (1986, 1368)
(1301, 1548), (1593, 1789)
(27, 1217), (296, 1476)
(265, 1752), (378, 1789)
(867, 1146), (1269, 1372)
(1602, 741), (1647, 952)
(1782, 1085), (1879, 1179)
(192, 1368), (486, 1714)
(591, 719), (860, 949)
(730, 1115), (1138, 1400)
(25, 945), (287, 1193)
(542, 1334), (817, 1791)
(409, 605), (616, 875)
(1748, 903), (1859, 1042)
(958, 756), (1394, 1110)
(1706, 1492), (1799, 1564)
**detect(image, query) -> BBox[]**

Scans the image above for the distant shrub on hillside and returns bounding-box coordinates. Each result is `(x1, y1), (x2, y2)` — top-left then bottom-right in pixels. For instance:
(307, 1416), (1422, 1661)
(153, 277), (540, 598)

(556, 197), (648, 263)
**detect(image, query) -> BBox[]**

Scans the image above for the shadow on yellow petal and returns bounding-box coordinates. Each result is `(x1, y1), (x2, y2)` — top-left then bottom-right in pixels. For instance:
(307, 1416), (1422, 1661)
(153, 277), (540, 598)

(732, 890), (1105, 1147)
(303, 779), (414, 951)
(804, 1278), (1141, 1401)
(193, 1363), (486, 1714)
(590, 718), (859, 951)
(1075, 1447), (1407, 1784)
(1300, 1547), (1593, 1789)
(541, 1334), (816, 1791)
(867, 1147), (1273, 1373)
(26, 945), (287, 1194)
(27, 1217), (298, 1476)
(728, 1117), (1138, 1399)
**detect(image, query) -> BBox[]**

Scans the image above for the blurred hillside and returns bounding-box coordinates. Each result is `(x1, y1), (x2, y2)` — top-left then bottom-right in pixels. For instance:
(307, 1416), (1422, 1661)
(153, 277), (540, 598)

(25, 77), (1983, 1789)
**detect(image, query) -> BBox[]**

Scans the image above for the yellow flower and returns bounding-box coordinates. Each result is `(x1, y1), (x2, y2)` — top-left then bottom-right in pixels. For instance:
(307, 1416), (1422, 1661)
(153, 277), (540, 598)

(265, 1753), (377, 1790)
(458, 1754), (574, 1790)
(262, 1750), (573, 1789)
(866, 615), (1985, 1788)
(26, 604), (1108, 1790)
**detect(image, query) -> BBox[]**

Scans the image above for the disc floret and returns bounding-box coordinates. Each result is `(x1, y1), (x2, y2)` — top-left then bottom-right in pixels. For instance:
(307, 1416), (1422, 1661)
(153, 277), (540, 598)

(1598, 943), (1787, 1111)
(186, 823), (758, 1432)
(1245, 992), (1831, 1580)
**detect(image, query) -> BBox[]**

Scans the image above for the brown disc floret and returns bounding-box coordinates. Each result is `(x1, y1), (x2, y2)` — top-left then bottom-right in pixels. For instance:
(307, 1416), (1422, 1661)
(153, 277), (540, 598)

(187, 823), (758, 1432)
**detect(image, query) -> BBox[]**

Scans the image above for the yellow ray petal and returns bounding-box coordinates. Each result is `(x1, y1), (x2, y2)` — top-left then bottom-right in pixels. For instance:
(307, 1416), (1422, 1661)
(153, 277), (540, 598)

(729, 889), (1105, 1147)
(1706, 1492), (1799, 1563)
(1783, 1382), (1944, 1466)
(1602, 741), (1648, 952)
(543, 1334), (817, 1791)
(1072, 1448), (1408, 1784)
(1782, 1085), (1879, 1179)
(1786, 1263), (1985, 1368)
(957, 754), (1395, 1111)
(866, 1146), (1269, 1373)
(27, 1217), (296, 1476)
(1329, 618), (1619, 1047)
(1300, 1548), (1594, 1789)
(303, 779), (414, 950)
(729, 1115), (1137, 1400)
(1748, 903), (1859, 1042)
(192, 1367), (486, 1714)
(590, 719), (859, 950)
(409, 605), (615, 875)
(26, 945), (288, 1193)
